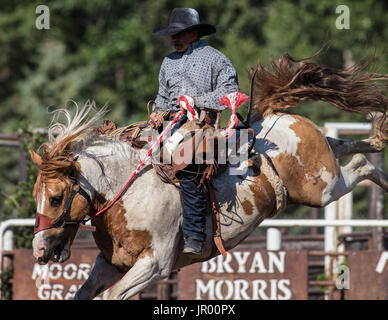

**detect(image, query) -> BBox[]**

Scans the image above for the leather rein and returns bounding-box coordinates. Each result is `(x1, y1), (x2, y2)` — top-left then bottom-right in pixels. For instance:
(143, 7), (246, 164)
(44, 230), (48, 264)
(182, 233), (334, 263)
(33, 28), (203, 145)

(33, 179), (95, 234)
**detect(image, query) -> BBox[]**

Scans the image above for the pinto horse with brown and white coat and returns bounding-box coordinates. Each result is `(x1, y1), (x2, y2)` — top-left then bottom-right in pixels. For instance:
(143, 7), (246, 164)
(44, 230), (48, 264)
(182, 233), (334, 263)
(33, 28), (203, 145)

(30, 54), (388, 299)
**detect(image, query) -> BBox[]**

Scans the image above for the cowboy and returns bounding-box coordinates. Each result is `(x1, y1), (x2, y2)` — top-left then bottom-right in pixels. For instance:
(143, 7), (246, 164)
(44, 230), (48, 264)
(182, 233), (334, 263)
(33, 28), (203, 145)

(150, 8), (239, 255)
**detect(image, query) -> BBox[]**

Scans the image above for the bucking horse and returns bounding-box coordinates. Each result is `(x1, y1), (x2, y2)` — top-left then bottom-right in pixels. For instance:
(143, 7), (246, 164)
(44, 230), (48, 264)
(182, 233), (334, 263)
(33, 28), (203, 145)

(29, 53), (387, 299)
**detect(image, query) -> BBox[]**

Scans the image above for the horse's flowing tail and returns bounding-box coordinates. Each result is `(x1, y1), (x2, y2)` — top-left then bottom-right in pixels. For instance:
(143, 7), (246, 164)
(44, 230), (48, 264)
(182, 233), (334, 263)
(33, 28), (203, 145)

(249, 52), (388, 137)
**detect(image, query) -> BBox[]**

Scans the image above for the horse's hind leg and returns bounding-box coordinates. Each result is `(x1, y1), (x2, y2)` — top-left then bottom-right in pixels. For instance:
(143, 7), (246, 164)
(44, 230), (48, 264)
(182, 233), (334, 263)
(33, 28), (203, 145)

(327, 114), (387, 158)
(326, 136), (386, 158)
(74, 252), (124, 300)
(321, 153), (388, 206)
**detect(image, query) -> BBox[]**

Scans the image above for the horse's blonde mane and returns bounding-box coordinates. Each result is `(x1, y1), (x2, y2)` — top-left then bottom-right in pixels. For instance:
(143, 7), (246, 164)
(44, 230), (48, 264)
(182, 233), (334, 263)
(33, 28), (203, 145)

(37, 100), (144, 179)
(36, 100), (108, 178)
(41, 100), (108, 156)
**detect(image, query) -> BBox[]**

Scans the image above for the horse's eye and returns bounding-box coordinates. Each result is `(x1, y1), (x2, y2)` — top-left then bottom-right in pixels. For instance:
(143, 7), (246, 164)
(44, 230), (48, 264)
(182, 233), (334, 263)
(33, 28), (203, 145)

(50, 196), (63, 207)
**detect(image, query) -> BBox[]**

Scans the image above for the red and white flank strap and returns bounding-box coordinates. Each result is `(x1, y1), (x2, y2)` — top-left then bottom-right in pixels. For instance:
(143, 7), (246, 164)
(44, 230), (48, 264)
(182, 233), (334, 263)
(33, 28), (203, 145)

(219, 92), (249, 138)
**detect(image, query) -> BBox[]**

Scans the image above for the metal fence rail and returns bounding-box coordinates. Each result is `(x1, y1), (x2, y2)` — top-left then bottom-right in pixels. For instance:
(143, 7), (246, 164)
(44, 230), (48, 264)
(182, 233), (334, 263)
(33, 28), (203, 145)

(1, 218), (387, 299)
(260, 219), (388, 227)
(2, 218), (387, 256)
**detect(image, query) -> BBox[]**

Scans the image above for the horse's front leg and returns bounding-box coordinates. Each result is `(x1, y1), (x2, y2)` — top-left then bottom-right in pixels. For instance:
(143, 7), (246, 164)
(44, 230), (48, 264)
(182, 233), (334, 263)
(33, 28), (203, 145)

(106, 251), (171, 300)
(74, 252), (124, 300)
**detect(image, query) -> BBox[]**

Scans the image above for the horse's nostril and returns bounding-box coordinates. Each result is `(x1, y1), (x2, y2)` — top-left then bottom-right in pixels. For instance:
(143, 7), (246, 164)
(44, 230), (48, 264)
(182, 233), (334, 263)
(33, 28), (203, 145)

(37, 256), (47, 265)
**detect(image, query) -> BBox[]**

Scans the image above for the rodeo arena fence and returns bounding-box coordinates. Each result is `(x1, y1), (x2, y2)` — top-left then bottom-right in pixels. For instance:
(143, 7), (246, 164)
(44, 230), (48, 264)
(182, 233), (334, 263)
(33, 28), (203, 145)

(0, 123), (387, 300)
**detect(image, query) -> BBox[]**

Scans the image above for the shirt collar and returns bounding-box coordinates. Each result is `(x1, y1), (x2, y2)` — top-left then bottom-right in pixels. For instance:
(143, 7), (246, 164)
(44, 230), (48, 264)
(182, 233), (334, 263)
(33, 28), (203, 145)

(183, 40), (207, 55)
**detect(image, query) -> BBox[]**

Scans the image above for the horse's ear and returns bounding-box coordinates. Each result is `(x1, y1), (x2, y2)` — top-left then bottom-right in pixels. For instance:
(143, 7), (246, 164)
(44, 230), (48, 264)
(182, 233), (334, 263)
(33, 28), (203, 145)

(29, 148), (42, 166)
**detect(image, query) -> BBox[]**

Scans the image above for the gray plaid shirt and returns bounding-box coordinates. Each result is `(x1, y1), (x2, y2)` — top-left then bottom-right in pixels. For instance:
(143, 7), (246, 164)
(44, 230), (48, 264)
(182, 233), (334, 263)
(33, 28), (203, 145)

(153, 40), (239, 112)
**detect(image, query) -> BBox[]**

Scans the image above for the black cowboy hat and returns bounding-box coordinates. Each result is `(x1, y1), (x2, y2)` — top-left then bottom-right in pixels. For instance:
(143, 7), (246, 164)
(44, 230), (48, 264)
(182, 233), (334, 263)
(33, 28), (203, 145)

(152, 8), (216, 37)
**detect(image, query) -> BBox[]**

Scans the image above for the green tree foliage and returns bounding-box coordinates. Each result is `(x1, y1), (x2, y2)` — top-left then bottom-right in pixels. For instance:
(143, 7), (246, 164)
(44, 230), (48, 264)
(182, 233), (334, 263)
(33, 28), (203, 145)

(1, 129), (46, 250)
(0, 0), (387, 225)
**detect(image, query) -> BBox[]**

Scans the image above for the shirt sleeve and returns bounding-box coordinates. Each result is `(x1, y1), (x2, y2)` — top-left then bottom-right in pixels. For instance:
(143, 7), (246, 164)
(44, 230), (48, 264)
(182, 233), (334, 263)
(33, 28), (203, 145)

(195, 55), (239, 111)
(153, 58), (170, 112)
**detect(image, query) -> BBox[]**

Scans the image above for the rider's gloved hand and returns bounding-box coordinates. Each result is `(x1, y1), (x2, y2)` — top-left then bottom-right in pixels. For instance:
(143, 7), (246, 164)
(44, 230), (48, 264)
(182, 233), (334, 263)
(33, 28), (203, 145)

(148, 112), (164, 129)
